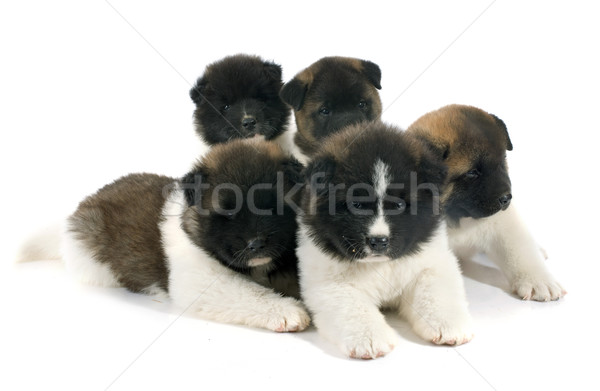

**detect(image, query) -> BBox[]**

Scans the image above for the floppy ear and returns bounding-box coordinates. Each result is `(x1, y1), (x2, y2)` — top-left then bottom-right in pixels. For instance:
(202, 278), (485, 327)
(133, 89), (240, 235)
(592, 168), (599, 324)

(280, 78), (308, 111)
(189, 77), (207, 105)
(360, 60), (382, 90)
(417, 147), (448, 187)
(281, 157), (305, 185)
(181, 167), (208, 207)
(262, 61), (283, 81)
(490, 114), (513, 151)
(413, 133), (450, 162)
(303, 155), (336, 196)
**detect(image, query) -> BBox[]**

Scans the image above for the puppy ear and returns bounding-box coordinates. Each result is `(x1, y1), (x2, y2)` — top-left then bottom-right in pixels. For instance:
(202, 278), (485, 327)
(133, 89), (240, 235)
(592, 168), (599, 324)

(262, 61), (283, 81)
(419, 152), (448, 187)
(490, 114), (513, 151)
(181, 167), (208, 207)
(189, 77), (207, 105)
(303, 155), (336, 195)
(413, 133), (450, 162)
(280, 78), (308, 111)
(360, 60), (382, 90)
(281, 157), (305, 185)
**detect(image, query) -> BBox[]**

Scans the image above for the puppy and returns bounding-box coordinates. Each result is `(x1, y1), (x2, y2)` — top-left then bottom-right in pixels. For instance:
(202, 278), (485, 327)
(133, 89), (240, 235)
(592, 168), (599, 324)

(297, 122), (473, 359)
(407, 104), (565, 301)
(20, 139), (310, 332)
(277, 56), (383, 164)
(189, 54), (290, 145)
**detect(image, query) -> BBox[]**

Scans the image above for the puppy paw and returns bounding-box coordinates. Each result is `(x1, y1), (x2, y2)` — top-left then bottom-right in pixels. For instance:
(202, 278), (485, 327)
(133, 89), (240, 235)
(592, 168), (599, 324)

(512, 274), (566, 301)
(264, 298), (311, 333)
(413, 313), (474, 346)
(341, 323), (398, 360)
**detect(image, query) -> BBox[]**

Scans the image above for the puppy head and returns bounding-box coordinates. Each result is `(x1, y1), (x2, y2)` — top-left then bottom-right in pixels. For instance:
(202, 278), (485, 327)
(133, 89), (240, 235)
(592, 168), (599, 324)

(280, 56), (383, 156)
(180, 139), (303, 273)
(301, 121), (446, 262)
(190, 54), (290, 145)
(407, 104), (513, 223)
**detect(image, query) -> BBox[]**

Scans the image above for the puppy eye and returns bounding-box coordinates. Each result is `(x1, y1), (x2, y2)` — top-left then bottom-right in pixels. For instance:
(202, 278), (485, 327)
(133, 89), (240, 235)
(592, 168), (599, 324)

(395, 200), (406, 212)
(319, 107), (331, 116)
(222, 104), (230, 112)
(465, 169), (481, 179)
(351, 201), (362, 209)
(358, 100), (367, 109)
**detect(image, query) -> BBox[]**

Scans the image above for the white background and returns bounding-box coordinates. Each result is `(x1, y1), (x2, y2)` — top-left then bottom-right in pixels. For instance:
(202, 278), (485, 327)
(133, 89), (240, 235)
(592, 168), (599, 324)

(1, 1), (598, 390)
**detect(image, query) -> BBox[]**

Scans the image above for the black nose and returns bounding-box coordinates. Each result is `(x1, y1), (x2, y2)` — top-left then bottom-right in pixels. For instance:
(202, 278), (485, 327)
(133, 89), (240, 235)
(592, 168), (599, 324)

(367, 236), (389, 252)
(498, 193), (512, 209)
(247, 238), (265, 252)
(242, 117), (257, 130)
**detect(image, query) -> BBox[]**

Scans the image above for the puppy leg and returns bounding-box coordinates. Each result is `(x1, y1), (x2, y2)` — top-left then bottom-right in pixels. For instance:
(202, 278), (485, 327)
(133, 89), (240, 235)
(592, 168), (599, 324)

(483, 205), (565, 301)
(401, 253), (474, 346)
(303, 284), (398, 359)
(169, 259), (310, 332)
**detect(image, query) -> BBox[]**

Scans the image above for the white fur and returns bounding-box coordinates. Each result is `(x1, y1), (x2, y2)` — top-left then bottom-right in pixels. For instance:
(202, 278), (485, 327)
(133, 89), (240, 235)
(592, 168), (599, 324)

(297, 221), (473, 359)
(16, 222), (63, 263)
(273, 120), (310, 164)
(368, 159), (391, 237)
(61, 223), (120, 287)
(160, 189), (310, 332)
(448, 204), (565, 301)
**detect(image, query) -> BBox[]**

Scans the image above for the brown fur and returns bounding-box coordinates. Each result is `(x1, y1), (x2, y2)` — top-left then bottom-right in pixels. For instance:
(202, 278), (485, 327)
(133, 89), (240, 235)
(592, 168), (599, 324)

(280, 56), (383, 158)
(407, 104), (513, 219)
(407, 104), (512, 180)
(68, 173), (175, 293)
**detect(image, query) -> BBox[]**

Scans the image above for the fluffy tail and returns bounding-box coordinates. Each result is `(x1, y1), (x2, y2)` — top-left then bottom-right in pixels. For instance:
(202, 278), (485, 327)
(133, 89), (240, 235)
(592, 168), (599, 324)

(16, 222), (63, 262)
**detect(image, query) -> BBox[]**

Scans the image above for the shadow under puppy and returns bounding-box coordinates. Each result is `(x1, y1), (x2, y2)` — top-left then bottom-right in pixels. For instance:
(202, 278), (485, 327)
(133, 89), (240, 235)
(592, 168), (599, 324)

(20, 139), (309, 332)
(297, 122), (473, 359)
(190, 54), (290, 145)
(407, 104), (565, 301)
(276, 56), (382, 164)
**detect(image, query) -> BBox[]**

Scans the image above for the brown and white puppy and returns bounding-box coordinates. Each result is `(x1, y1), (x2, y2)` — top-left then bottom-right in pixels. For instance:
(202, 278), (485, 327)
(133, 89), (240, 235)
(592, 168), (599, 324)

(407, 104), (565, 301)
(18, 139), (310, 331)
(276, 56), (383, 164)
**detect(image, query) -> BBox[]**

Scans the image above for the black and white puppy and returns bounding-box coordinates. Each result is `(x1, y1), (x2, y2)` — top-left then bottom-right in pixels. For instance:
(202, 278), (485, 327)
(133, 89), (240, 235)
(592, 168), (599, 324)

(276, 56), (383, 164)
(190, 54), (291, 145)
(297, 122), (473, 359)
(408, 104), (565, 301)
(20, 139), (309, 332)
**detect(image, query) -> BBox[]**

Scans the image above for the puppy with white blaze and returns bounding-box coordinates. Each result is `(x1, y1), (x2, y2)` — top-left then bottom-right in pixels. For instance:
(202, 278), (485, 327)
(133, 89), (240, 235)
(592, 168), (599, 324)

(297, 122), (473, 359)
(19, 139), (310, 332)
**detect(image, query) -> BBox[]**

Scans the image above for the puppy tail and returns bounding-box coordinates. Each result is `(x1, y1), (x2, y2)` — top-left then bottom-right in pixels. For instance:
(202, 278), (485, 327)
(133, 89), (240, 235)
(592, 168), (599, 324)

(16, 222), (63, 263)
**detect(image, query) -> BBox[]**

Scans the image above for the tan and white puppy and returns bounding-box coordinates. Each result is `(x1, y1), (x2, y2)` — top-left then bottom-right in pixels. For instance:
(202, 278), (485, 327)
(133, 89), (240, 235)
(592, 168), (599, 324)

(297, 122), (473, 359)
(407, 104), (565, 301)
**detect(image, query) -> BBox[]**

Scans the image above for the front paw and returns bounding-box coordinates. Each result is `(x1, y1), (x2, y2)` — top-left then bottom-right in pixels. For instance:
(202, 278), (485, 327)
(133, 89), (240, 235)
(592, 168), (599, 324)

(512, 274), (566, 301)
(341, 323), (398, 360)
(412, 312), (474, 346)
(264, 298), (311, 332)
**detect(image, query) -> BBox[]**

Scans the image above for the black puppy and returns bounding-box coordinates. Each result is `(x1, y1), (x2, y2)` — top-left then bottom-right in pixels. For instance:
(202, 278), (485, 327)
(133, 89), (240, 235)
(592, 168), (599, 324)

(190, 54), (290, 145)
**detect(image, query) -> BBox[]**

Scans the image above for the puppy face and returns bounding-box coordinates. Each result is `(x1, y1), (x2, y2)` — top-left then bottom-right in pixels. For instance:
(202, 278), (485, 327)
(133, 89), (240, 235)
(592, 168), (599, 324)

(190, 54), (290, 145)
(301, 122), (446, 262)
(181, 140), (303, 273)
(407, 104), (513, 223)
(280, 57), (383, 156)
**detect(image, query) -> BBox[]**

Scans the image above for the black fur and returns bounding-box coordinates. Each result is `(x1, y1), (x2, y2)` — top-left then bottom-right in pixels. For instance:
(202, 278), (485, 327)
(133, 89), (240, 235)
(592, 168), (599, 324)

(280, 57), (383, 157)
(181, 141), (303, 289)
(190, 54), (290, 145)
(301, 122), (446, 262)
